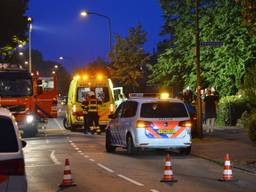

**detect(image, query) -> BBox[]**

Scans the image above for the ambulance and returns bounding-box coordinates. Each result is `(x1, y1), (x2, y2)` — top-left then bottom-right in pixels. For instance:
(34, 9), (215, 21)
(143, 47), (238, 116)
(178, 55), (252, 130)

(64, 74), (122, 131)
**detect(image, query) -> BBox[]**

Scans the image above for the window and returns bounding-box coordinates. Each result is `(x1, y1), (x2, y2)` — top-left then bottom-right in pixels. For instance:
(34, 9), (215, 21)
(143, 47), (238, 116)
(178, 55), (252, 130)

(140, 102), (188, 118)
(121, 101), (138, 118)
(77, 87), (110, 103)
(115, 102), (125, 118)
(0, 116), (19, 152)
(0, 78), (32, 97)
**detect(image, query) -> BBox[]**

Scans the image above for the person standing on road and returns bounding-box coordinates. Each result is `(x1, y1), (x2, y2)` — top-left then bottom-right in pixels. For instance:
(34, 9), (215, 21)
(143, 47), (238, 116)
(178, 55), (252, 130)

(203, 88), (219, 133)
(85, 92), (100, 134)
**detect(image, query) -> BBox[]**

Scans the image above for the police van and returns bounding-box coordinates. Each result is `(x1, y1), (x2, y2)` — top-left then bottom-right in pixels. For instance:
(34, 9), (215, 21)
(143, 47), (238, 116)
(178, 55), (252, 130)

(64, 74), (123, 131)
(105, 93), (192, 155)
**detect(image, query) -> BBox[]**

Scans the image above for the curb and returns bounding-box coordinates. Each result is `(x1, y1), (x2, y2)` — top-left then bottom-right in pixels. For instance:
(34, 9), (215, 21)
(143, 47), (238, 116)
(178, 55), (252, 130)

(191, 153), (256, 175)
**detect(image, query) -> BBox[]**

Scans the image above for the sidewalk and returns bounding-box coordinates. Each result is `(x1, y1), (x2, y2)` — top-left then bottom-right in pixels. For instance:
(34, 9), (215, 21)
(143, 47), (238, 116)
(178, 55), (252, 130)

(191, 126), (256, 174)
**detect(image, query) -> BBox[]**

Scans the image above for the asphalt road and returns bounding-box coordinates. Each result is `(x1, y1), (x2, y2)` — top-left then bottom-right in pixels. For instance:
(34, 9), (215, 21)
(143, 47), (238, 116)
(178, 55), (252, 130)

(23, 118), (256, 192)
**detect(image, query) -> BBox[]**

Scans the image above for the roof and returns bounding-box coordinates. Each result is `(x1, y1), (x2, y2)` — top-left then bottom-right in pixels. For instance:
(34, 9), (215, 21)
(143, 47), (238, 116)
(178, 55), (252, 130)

(0, 108), (13, 118)
(128, 97), (183, 103)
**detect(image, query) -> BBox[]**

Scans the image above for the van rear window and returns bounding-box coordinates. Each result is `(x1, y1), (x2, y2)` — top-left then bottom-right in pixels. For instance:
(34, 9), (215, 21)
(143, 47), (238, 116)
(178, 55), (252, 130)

(140, 102), (188, 118)
(77, 87), (110, 103)
(0, 116), (19, 152)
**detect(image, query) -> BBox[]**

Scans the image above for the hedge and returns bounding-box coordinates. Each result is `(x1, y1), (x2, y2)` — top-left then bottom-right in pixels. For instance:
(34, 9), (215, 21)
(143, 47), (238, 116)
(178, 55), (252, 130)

(217, 96), (249, 126)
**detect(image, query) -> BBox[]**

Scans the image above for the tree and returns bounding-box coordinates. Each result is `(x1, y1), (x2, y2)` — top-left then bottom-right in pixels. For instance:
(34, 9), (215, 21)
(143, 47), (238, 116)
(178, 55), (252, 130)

(149, 0), (256, 97)
(109, 25), (150, 92)
(74, 57), (109, 76)
(0, 0), (29, 60)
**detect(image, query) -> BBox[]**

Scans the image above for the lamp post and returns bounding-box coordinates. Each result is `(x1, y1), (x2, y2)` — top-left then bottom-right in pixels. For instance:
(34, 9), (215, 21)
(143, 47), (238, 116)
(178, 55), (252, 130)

(27, 17), (33, 73)
(80, 10), (112, 50)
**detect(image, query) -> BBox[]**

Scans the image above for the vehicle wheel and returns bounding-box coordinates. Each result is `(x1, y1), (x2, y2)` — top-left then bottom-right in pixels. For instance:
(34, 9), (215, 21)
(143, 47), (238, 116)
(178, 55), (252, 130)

(106, 130), (116, 153)
(100, 125), (106, 132)
(22, 126), (38, 138)
(63, 117), (70, 129)
(179, 146), (191, 155)
(127, 135), (137, 155)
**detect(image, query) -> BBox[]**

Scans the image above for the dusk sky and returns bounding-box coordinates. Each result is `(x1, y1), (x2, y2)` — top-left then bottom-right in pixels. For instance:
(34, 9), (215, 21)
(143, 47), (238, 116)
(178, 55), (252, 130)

(26, 0), (164, 72)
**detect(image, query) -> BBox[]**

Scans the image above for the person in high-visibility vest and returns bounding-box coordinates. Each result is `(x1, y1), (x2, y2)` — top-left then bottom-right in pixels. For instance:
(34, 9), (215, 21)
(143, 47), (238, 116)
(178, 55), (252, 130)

(84, 93), (100, 134)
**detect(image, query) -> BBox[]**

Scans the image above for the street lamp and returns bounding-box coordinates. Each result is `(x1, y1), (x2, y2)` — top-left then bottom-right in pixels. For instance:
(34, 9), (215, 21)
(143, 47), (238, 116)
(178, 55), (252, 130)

(27, 17), (33, 73)
(80, 10), (112, 50)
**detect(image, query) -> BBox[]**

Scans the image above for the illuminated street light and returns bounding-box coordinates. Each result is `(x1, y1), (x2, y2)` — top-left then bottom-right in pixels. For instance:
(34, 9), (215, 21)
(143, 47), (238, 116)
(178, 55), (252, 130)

(18, 44), (23, 48)
(80, 10), (112, 49)
(54, 65), (58, 69)
(25, 61), (29, 65)
(52, 71), (56, 75)
(58, 56), (64, 60)
(19, 52), (24, 56)
(80, 11), (88, 17)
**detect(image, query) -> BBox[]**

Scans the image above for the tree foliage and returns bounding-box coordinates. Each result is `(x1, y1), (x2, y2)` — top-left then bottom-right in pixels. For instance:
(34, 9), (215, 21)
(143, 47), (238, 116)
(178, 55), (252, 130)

(0, 0), (29, 59)
(74, 57), (109, 76)
(109, 25), (150, 92)
(149, 0), (256, 97)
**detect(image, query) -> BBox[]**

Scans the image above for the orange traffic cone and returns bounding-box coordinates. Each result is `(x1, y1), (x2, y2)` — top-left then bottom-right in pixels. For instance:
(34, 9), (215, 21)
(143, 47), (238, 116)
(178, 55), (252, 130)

(160, 154), (177, 182)
(219, 153), (234, 182)
(59, 158), (76, 188)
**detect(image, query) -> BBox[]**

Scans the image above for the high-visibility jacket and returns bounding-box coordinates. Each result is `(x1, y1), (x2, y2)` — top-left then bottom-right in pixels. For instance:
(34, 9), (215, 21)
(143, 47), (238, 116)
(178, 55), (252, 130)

(88, 98), (98, 113)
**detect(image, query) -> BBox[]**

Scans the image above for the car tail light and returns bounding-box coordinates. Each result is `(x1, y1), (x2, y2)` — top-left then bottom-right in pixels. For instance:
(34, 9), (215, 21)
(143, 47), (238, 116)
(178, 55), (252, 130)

(179, 120), (192, 128)
(136, 120), (152, 128)
(0, 159), (25, 175)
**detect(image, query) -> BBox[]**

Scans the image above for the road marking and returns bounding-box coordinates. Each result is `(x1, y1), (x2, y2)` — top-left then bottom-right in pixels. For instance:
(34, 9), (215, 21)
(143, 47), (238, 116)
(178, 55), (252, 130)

(68, 140), (72, 143)
(117, 174), (144, 187)
(26, 164), (58, 168)
(78, 150), (83, 153)
(97, 163), (114, 173)
(50, 150), (61, 165)
(89, 159), (95, 162)
(75, 147), (79, 150)
(84, 155), (89, 158)
(46, 139), (49, 144)
(54, 118), (64, 129)
(150, 189), (160, 192)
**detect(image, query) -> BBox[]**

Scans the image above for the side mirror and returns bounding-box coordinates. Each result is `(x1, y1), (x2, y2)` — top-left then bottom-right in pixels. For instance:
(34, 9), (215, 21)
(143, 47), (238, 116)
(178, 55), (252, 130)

(21, 140), (27, 148)
(108, 113), (116, 119)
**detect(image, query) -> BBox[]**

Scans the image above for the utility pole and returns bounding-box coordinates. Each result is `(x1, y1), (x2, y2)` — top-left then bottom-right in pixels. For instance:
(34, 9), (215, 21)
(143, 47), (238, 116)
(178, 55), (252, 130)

(195, 0), (203, 138)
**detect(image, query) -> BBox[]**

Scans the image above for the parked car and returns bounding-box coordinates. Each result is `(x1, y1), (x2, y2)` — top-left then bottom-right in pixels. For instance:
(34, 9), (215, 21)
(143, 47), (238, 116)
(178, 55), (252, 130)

(105, 93), (192, 155)
(0, 108), (27, 192)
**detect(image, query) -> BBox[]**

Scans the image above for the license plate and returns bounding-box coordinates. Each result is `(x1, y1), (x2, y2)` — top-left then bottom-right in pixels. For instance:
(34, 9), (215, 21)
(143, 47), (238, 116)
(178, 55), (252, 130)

(158, 129), (176, 134)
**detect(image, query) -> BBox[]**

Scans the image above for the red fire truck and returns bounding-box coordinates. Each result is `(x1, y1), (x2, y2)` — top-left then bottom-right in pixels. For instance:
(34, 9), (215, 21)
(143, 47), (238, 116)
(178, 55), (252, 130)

(0, 63), (58, 137)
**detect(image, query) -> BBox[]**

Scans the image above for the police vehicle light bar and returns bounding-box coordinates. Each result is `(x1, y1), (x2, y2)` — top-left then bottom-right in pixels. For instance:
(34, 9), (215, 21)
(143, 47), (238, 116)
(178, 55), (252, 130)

(129, 93), (170, 99)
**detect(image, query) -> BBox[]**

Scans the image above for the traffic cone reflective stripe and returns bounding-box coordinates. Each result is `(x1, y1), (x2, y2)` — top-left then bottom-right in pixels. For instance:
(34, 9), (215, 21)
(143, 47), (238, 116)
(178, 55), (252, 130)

(59, 158), (76, 188)
(219, 154), (234, 182)
(160, 154), (177, 182)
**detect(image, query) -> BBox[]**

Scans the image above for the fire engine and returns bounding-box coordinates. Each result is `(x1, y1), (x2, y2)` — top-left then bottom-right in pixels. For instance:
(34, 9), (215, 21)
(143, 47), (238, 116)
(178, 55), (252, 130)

(0, 63), (58, 137)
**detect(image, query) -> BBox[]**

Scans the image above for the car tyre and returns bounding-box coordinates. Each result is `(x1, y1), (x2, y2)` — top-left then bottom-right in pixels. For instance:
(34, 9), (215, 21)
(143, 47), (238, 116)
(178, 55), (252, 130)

(63, 117), (70, 130)
(127, 135), (137, 155)
(179, 146), (191, 155)
(106, 130), (116, 153)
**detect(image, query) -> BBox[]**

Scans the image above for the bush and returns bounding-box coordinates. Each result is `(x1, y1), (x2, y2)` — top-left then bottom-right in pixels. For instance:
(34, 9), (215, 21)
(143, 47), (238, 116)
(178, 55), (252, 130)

(217, 96), (249, 126)
(242, 112), (256, 144)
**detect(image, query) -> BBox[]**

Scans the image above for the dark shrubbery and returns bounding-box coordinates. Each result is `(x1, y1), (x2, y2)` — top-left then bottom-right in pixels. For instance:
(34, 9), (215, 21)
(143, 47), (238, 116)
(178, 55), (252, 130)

(217, 96), (249, 126)
(242, 112), (256, 144)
